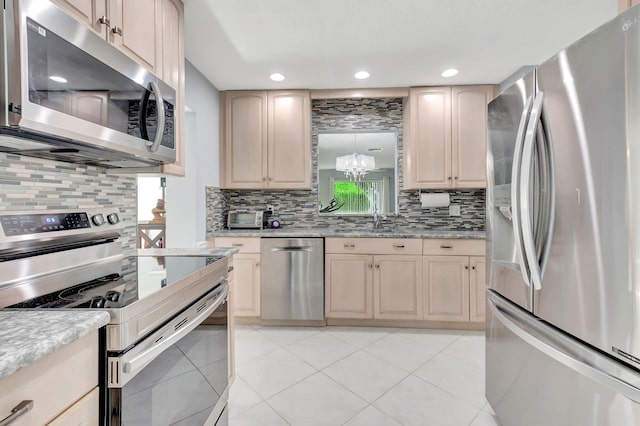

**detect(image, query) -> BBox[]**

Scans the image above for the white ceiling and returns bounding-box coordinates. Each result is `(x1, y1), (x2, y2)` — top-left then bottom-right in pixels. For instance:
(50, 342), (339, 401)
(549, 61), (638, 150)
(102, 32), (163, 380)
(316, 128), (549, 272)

(183, 0), (617, 91)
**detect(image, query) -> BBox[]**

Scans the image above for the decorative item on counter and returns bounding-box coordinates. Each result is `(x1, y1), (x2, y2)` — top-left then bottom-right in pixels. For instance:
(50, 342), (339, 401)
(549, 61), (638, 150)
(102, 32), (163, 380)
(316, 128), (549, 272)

(270, 218), (281, 229)
(151, 199), (166, 223)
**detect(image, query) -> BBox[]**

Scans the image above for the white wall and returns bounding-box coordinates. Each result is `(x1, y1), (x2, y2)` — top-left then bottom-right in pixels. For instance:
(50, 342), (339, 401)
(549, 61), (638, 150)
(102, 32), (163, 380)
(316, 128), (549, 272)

(165, 60), (220, 247)
(137, 177), (164, 221)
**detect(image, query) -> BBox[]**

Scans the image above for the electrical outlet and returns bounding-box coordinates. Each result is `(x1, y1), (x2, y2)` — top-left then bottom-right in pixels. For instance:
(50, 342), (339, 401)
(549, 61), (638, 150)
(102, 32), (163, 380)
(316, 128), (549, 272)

(266, 205), (275, 213)
(449, 204), (461, 216)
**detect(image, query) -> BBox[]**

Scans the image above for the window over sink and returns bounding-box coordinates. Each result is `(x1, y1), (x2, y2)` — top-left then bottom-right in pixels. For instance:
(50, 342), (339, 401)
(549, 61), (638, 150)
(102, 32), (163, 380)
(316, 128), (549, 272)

(318, 132), (398, 215)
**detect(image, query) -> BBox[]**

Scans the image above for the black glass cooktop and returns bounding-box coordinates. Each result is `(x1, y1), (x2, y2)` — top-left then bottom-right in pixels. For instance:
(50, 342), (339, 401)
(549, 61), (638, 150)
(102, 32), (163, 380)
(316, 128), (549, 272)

(8, 255), (223, 309)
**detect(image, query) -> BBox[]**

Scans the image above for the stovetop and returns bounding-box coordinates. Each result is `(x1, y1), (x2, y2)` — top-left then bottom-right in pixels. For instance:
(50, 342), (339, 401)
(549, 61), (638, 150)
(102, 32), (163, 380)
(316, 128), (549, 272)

(7, 254), (224, 310)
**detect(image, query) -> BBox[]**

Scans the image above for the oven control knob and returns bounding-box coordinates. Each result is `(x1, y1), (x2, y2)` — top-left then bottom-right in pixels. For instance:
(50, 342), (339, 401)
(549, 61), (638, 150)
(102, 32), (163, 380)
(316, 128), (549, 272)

(107, 213), (120, 225)
(91, 214), (105, 226)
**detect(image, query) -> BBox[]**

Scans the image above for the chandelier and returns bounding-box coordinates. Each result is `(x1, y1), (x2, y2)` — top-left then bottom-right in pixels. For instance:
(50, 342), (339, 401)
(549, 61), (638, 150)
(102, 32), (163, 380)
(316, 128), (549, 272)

(335, 134), (375, 180)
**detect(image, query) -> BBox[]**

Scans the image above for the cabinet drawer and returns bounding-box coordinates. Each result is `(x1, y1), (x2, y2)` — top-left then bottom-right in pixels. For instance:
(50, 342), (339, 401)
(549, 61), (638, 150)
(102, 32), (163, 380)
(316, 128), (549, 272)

(326, 238), (422, 255)
(213, 237), (261, 253)
(422, 239), (485, 256)
(0, 331), (98, 426)
(47, 387), (99, 426)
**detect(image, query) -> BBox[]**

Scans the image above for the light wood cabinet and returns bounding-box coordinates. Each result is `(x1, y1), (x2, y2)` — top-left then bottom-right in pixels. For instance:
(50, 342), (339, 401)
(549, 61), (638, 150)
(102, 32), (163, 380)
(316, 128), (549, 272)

(211, 237), (261, 318)
(325, 254), (373, 319)
(325, 238), (422, 320)
(158, 0), (185, 176)
(374, 255), (423, 320)
(423, 255), (470, 321)
(51, 0), (107, 36)
(422, 239), (486, 323)
(619, 0), (640, 13)
(0, 331), (98, 426)
(107, 0), (161, 75)
(220, 90), (311, 189)
(469, 255), (487, 322)
(404, 85), (495, 189)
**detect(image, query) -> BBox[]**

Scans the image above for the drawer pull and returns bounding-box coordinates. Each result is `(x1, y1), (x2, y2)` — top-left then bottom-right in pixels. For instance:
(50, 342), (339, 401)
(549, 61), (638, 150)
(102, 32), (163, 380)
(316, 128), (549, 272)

(368, 263), (373, 269)
(375, 264), (380, 269)
(344, 243), (356, 248)
(0, 400), (33, 426)
(232, 243), (244, 247)
(440, 245), (453, 249)
(465, 265), (469, 270)
(228, 266), (234, 273)
(98, 16), (110, 26)
(392, 244), (405, 249)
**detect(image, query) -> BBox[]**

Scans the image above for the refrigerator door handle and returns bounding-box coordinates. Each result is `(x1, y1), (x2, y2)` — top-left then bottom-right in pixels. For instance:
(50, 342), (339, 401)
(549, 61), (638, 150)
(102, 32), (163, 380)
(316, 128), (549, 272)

(520, 92), (545, 291)
(488, 295), (640, 404)
(511, 95), (534, 287)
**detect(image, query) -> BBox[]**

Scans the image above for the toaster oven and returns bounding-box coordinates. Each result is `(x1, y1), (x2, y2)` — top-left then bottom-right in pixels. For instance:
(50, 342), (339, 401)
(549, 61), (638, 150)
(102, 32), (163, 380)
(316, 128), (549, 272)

(227, 211), (264, 229)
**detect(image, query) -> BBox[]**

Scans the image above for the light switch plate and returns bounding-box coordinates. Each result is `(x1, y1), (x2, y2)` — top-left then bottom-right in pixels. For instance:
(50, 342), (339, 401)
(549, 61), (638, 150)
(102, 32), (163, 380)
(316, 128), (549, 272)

(449, 205), (461, 216)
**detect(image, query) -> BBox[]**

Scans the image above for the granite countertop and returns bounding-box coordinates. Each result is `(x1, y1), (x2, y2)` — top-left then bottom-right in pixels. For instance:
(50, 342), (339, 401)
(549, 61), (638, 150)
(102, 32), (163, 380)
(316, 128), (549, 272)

(0, 311), (110, 380)
(209, 228), (486, 239)
(134, 247), (240, 257)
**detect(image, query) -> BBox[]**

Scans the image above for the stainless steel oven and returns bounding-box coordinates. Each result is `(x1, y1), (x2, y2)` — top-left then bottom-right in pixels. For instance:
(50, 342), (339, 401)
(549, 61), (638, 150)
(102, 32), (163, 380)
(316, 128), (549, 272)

(0, 209), (230, 425)
(0, 0), (176, 167)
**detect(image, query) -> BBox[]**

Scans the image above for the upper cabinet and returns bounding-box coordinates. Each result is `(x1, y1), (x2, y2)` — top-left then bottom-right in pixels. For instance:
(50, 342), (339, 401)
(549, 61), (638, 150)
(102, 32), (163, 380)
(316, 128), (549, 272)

(619, 0), (640, 13)
(52, 0), (186, 176)
(52, 0), (160, 75)
(404, 85), (495, 190)
(220, 90), (311, 189)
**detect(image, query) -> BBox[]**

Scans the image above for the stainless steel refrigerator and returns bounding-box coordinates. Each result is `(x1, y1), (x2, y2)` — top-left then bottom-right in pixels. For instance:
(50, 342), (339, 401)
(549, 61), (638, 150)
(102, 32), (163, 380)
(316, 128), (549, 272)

(487, 6), (640, 425)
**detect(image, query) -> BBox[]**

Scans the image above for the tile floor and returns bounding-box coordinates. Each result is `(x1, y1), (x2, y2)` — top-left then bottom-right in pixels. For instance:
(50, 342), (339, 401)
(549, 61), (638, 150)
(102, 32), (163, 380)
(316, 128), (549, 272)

(227, 325), (501, 426)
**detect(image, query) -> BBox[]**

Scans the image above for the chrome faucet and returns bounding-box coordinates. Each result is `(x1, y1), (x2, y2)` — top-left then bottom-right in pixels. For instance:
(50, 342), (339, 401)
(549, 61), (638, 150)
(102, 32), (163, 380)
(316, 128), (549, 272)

(373, 208), (387, 229)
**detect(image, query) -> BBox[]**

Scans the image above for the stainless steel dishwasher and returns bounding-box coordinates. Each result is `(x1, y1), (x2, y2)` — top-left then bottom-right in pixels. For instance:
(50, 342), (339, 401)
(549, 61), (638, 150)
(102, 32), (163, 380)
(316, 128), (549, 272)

(260, 238), (324, 321)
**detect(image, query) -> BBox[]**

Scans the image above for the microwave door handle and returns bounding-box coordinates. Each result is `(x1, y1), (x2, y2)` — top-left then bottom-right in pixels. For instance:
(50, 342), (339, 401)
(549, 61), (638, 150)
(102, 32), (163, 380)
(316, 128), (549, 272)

(147, 82), (165, 153)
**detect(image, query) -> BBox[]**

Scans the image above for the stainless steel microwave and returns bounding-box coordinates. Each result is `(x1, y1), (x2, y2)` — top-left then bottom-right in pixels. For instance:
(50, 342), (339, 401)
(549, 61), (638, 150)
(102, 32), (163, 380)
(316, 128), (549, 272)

(0, 0), (176, 168)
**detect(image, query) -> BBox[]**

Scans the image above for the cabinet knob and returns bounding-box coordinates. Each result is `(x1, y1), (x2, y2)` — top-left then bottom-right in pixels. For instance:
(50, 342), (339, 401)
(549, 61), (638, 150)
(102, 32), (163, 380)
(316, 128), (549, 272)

(368, 263), (373, 269)
(375, 264), (380, 269)
(99, 16), (110, 26)
(465, 265), (469, 270)
(256, 262), (260, 267)
(472, 266), (476, 270)
(111, 26), (123, 36)
(448, 176), (452, 180)
(262, 177), (267, 182)
(454, 176), (458, 180)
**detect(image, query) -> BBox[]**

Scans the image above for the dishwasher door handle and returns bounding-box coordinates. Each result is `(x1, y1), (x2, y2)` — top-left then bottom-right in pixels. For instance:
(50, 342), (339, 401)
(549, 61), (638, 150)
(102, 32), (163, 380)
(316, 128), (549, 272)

(270, 246), (313, 252)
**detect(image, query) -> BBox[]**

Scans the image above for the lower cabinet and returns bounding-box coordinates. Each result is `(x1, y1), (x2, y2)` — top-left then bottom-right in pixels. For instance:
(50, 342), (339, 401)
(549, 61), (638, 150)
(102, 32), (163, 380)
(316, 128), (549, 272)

(211, 237), (261, 318)
(325, 254), (373, 319)
(0, 331), (99, 426)
(326, 238), (486, 326)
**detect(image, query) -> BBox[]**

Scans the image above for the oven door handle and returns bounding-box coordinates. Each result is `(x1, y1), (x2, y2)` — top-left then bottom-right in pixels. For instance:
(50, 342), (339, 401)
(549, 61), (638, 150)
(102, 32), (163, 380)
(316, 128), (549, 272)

(122, 284), (229, 375)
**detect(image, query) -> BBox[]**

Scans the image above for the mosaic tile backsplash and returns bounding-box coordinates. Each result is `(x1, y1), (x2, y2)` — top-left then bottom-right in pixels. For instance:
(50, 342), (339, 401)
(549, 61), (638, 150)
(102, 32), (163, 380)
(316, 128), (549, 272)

(207, 97), (485, 233)
(0, 153), (137, 249)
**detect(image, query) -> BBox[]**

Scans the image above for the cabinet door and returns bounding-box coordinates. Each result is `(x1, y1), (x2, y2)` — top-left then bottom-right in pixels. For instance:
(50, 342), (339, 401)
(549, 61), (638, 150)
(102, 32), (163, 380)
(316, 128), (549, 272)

(51, 0), (107, 36)
(267, 91), (311, 189)
(423, 256), (470, 321)
(405, 87), (452, 189)
(222, 91), (268, 188)
(158, 0), (185, 176)
(469, 256), (487, 322)
(108, 0), (160, 74)
(232, 253), (261, 317)
(325, 254), (373, 318)
(374, 255), (423, 320)
(451, 85), (494, 188)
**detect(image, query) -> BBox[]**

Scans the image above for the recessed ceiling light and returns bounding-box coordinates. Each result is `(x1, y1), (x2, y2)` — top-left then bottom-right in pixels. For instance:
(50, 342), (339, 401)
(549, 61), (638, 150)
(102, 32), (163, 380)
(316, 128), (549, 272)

(270, 73), (285, 82)
(49, 75), (68, 83)
(441, 68), (459, 78)
(354, 71), (370, 80)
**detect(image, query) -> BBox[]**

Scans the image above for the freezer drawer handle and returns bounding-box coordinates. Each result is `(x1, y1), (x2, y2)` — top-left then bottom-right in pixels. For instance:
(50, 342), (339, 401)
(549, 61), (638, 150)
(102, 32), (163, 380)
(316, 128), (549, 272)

(488, 298), (640, 403)
(271, 246), (313, 252)
(0, 400), (33, 426)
